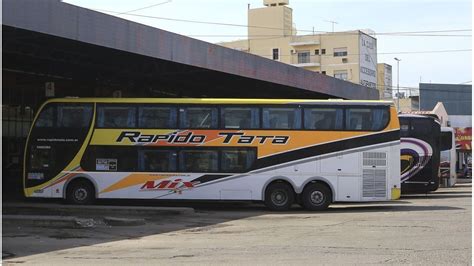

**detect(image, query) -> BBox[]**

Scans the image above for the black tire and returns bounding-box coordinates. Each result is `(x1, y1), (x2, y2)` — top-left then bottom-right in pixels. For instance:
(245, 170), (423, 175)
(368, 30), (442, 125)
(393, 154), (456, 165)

(66, 179), (95, 205)
(264, 182), (295, 211)
(301, 183), (331, 211)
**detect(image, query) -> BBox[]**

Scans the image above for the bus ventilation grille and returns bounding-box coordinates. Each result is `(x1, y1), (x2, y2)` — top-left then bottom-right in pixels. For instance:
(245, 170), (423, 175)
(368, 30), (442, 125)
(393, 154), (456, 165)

(362, 152), (387, 198)
(362, 152), (387, 167)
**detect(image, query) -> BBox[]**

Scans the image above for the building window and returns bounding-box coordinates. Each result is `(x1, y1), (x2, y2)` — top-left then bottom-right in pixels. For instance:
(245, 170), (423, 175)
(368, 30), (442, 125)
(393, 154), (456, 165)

(315, 49), (319, 55)
(334, 70), (348, 81)
(321, 49), (326, 55)
(272, 48), (279, 60)
(297, 51), (310, 64)
(342, 58), (348, 63)
(322, 71), (326, 75)
(333, 47), (348, 57)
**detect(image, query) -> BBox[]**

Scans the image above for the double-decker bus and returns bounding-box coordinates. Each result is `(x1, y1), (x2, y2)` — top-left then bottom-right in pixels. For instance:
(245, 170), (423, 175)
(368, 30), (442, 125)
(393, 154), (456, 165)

(24, 98), (400, 211)
(399, 114), (441, 193)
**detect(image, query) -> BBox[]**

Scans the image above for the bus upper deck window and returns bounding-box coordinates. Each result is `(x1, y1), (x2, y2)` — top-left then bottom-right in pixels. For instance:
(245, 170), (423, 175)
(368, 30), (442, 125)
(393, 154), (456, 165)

(221, 107), (259, 129)
(34, 105), (55, 128)
(57, 105), (93, 128)
(180, 107), (218, 129)
(263, 107), (301, 129)
(138, 106), (177, 129)
(345, 107), (389, 131)
(97, 105), (137, 128)
(304, 107), (343, 130)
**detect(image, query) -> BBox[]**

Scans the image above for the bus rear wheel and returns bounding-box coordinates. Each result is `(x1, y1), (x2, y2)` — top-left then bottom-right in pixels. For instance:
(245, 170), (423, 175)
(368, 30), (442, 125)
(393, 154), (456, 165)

(66, 179), (95, 205)
(301, 183), (331, 211)
(264, 182), (295, 211)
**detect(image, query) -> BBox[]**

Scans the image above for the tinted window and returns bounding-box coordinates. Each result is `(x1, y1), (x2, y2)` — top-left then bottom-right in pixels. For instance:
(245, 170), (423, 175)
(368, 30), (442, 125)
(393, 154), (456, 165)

(138, 106), (177, 128)
(221, 149), (256, 172)
(411, 119), (435, 136)
(180, 107), (218, 128)
(57, 105), (93, 128)
(81, 146), (137, 172)
(139, 150), (177, 172)
(34, 105), (55, 128)
(179, 150), (218, 172)
(97, 105), (136, 128)
(345, 108), (389, 131)
(304, 107), (343, 130)
(440, 132), (453, 151)
(263, 107), (301, 129)
(221, 107), (259, 129)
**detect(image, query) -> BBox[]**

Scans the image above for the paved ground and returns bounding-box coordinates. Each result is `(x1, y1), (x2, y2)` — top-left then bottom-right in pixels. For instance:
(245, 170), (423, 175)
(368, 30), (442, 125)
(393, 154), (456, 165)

(3, 182), (472, 265)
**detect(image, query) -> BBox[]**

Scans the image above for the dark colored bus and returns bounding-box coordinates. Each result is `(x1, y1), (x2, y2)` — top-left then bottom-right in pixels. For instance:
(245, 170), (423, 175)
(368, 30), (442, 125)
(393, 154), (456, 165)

(399, 114), (441, 193)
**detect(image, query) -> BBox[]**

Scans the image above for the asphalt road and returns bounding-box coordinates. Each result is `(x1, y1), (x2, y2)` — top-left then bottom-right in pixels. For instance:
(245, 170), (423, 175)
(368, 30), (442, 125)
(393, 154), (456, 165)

(3, 182), (471, 265)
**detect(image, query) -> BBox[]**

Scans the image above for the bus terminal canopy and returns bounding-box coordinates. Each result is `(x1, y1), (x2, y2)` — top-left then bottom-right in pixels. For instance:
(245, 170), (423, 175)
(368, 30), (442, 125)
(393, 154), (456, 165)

(3, 0), (379, 101)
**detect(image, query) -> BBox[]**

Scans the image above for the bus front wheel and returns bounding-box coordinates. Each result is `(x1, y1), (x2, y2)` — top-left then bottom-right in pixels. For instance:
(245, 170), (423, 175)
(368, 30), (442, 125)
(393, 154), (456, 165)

(66, 179), (95, 205)
(301, 183), (331, 211)
(264, 182), (295, 211)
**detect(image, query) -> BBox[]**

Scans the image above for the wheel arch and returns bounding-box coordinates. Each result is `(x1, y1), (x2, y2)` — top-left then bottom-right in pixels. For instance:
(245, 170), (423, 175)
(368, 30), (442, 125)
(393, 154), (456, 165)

(300, 177), (335, 202)
(261, 176), (297, 200)
(63, 175), (98, 199)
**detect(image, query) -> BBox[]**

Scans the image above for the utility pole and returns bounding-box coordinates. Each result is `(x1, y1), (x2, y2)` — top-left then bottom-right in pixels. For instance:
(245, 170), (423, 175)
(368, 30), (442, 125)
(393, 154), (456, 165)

(394, 57), (401, 112)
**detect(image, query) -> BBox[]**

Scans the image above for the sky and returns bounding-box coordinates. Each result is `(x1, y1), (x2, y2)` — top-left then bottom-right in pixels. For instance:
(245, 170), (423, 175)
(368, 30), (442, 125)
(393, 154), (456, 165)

(62, 0), (472, 95)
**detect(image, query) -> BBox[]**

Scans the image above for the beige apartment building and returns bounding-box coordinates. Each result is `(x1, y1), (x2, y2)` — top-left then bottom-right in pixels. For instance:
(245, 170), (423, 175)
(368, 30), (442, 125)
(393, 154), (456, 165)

(377, 63), (393, 99)
(219, 0), (390, 95)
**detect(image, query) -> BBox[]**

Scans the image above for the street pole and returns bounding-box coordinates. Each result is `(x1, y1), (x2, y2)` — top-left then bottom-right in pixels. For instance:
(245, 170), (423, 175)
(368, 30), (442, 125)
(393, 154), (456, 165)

(394, 57), (401, 112)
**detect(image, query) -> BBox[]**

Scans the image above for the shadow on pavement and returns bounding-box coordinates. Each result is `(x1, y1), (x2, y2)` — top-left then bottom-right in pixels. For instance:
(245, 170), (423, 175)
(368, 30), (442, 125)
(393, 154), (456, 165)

(401, 194), (471, 199)
(3, 182), (471, 261)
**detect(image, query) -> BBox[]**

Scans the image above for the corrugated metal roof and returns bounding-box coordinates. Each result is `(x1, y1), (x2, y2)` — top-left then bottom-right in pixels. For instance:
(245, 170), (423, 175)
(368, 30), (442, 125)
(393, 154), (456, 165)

(3, 0), (379, 100)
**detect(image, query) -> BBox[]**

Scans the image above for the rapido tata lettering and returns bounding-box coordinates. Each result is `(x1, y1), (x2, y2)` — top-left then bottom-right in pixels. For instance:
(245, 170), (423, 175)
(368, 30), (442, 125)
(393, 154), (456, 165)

(116, 131), (289, 145)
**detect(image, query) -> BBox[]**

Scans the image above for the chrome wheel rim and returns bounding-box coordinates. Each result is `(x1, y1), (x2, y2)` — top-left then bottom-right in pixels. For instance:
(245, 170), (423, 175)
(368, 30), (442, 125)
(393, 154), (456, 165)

(74, 188), (88, 201)
(310, 190), (324, 205)
(271, 190), (288, 206)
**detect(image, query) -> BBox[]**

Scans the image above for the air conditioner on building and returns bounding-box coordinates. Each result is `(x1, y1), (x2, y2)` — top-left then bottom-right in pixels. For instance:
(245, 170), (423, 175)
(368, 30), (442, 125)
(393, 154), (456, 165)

(290, 50), (296, 54)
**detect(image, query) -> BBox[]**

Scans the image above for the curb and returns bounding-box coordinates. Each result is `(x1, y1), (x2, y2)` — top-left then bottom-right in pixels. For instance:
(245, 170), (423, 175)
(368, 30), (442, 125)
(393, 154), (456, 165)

(3, 203), (195, 217)
(103, 216), (146, 226)
(2, 215), (95, 228)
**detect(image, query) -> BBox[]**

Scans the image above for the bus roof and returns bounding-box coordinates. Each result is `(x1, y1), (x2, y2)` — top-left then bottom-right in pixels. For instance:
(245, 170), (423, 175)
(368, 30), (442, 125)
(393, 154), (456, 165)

(398, 114), (441, 124)
(45, 98), (394, 106)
